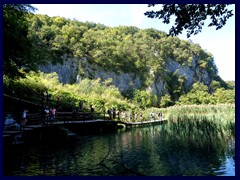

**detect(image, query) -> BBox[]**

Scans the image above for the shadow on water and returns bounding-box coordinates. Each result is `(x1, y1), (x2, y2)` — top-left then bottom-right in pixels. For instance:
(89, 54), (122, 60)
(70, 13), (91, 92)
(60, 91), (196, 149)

(4, 116), (235, 176)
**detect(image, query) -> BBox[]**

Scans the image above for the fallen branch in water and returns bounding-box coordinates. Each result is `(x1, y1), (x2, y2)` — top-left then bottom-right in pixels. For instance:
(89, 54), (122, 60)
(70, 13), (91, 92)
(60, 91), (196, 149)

(97, 148), (111, 165)
(97, 149), (146, 176)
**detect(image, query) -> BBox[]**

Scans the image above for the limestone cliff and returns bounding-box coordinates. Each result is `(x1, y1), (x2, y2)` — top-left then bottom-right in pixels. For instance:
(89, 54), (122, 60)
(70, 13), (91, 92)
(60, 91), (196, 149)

(38, 55), (213, 97)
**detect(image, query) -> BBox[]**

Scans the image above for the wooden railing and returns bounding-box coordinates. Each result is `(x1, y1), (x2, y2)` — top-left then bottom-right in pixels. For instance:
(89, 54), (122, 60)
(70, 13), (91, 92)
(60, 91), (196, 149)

(26, 112), (106, 125)
(27, 113), (44, 125)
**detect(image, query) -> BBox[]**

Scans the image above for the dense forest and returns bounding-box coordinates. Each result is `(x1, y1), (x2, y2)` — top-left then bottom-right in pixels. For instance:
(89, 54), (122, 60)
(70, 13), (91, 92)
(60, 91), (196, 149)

(28, 14), (221, 84)
(3, 4), (235, 114)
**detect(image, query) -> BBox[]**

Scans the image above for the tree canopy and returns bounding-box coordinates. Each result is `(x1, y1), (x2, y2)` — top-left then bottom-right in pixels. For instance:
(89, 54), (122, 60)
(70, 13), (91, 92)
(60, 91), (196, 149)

(3, 4), (36, 77)
(3, 4), (56, 78)
(144, 4), (234, 38)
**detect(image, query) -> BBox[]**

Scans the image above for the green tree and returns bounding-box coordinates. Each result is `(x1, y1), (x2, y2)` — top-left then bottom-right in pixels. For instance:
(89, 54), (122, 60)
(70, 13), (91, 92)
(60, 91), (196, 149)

(214, 88), (235, 104)
(176, 82), (214, 105)
(145, 4), (234, 37)
(132, 89), (157, 109)
(3, 4), (58, 78)
(160, 94), (172, 107)
(209, 80), (222, 94)
(3, 4), (37, 77)
(225, 81), (235, 89)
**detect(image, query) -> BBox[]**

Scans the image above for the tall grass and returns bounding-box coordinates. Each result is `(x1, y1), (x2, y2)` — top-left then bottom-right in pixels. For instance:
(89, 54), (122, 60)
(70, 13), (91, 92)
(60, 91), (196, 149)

(149, 104), (235, 154)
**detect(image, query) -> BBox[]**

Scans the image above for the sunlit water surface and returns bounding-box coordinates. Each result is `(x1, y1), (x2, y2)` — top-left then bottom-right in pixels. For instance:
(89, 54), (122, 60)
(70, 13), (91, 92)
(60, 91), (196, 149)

(4, 125), (235, 176)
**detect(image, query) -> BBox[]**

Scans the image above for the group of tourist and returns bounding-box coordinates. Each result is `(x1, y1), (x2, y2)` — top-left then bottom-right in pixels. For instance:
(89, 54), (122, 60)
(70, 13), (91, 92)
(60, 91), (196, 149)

(19, 92), (164, 133)
(43, 106), (57, 123)
(150, 112), (163, 121)
(120, 111), (144, 122)
(106, 109), (143, 122)
(106, 109), (163, 122)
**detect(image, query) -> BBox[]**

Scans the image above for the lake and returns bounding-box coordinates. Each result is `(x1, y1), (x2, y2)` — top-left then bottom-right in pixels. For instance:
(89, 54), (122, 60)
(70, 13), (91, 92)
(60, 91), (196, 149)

(3, 123), (235, 176)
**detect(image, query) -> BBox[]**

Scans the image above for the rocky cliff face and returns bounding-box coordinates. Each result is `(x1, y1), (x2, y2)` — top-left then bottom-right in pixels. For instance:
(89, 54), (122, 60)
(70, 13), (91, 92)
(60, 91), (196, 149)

(39, 58), (79, 84)
(38, 57), (212, 97)
(165, 57), (211, 86)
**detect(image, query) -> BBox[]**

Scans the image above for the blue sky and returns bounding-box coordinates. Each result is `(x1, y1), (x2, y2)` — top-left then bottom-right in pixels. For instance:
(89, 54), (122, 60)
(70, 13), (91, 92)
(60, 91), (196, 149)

(32, 4), (235, 81)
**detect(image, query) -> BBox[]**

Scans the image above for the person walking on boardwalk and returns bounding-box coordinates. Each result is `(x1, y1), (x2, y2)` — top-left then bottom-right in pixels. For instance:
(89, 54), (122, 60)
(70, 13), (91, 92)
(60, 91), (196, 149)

(158, 112), (162, 120)
(20, 109), (28, 133)
(129, 112), (133, 122)
(150, 112), (154, 121)
(112, 108), (116, 120)
(140, 113), (143, 122)
(107, 109), (112, 120)
(90, 105), (95, 119)
(72, 108), (77, 120)
(44, 106), (50, 123)
(117, 110), (120, 121)
(122, 111), (126, 122)
(134, 112), (138, 122)
(50, 107), (57, 121)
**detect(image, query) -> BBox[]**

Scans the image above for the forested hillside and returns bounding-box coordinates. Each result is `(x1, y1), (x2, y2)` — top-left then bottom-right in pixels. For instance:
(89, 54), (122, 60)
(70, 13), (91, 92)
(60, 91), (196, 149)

(28, 14), (228, 98)
(3, 5), (234, 110)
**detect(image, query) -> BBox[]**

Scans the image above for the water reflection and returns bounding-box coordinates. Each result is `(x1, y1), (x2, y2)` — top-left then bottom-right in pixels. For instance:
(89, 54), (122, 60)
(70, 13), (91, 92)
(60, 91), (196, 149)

(4, 123), (234, 176)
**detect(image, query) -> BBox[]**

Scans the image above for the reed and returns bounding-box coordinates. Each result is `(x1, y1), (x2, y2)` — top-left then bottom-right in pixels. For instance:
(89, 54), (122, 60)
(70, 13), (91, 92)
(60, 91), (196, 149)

(159, 105), (235, 153)
(144, 104), (235, 154)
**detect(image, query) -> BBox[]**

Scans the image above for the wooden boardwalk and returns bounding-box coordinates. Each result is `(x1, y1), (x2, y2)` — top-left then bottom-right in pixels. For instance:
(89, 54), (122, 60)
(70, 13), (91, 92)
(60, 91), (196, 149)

(3, 110), (167, 139)
(3, 94), (167, 145)
(115, 119), (167, 127)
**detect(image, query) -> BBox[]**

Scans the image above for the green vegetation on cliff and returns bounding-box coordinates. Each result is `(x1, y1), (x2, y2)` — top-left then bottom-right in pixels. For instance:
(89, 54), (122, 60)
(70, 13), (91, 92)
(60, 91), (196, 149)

(27, 14), (220, 82)
(25, 13), (232, 101)
(3, 5), (234, 113)
(4, 72), (234, 113)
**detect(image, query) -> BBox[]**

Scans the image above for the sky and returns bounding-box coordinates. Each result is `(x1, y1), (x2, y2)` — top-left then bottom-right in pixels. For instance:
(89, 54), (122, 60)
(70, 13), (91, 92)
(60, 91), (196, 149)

(32, 4), (235, 81)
